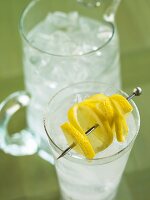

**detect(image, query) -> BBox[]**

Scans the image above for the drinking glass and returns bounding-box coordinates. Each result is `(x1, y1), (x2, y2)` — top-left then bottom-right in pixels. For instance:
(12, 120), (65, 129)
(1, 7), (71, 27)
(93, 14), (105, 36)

(43, 82), (140, 200)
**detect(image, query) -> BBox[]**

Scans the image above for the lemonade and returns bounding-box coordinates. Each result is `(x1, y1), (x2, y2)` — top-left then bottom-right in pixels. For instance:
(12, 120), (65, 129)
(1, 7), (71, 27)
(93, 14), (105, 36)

(44, 82), (140, 200)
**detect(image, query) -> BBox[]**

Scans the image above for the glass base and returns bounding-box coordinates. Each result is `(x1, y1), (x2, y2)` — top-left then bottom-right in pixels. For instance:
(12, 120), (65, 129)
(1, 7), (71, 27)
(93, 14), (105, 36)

(60, 190), (117, 200)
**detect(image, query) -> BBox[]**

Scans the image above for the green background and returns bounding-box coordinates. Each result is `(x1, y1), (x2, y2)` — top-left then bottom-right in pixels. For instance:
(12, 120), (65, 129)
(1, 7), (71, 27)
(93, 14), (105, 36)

(0, 0), (150, 199)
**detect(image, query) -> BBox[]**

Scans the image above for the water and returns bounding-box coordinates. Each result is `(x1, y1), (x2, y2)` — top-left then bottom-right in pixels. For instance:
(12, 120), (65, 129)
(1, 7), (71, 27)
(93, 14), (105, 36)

(23, 11), (120, 142)
(48, 92), (137, 200)
(56, 154), (128, 200)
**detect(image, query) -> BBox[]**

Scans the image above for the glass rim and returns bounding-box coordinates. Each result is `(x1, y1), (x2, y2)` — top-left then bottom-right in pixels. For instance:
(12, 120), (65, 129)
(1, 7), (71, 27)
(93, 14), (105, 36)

(43, 81), (140, 165)
(19, 0), (115, 57)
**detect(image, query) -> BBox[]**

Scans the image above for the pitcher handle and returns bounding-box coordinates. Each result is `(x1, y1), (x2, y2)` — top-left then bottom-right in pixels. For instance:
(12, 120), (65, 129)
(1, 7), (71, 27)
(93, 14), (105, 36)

(0, 91), (54, 163)
(0, 91), (39, 156)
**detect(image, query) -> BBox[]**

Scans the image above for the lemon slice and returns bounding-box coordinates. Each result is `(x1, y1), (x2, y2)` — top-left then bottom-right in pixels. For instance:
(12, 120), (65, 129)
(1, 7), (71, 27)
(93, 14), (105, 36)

(61, 122), (95, 159)
(60, 92), (133, 159)
(110, 98), (130, 142)
(83, 95), (114, 128)
(68, 103), (113, 153)
(110, 94), (133, 114)
(113, 115), (128, 142)
(83, 100), (114, 133)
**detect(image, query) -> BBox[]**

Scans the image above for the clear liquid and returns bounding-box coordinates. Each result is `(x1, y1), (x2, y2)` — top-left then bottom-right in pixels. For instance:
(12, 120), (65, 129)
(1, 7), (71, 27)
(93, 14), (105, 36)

(56, 152), (129, 200)
(47, 92), (137, 200)
(23, 11), (121, 141)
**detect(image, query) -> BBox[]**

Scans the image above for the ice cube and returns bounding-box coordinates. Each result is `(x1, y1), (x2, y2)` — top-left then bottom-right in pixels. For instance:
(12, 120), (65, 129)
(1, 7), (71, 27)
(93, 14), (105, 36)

(68, 12), (79, 30)
(51, 11), (69, 29)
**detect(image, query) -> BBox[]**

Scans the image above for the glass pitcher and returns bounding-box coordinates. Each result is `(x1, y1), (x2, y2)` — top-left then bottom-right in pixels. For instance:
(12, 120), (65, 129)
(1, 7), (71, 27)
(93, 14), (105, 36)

(0, 0), (121, 163)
